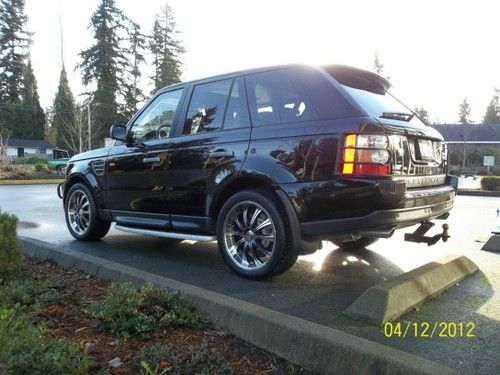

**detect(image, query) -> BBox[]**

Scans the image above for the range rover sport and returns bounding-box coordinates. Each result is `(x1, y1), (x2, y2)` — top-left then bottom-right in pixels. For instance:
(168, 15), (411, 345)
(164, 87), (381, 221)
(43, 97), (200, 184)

(59, 64), (456, 278)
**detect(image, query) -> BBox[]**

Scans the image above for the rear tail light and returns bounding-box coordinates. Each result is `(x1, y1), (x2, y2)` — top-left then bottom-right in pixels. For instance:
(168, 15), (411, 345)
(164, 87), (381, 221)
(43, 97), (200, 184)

(340, 134), (391, 176)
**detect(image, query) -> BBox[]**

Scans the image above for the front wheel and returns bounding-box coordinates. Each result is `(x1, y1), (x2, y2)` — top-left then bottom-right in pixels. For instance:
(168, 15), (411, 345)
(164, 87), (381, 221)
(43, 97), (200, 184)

(333, 237), (378, 251)
(217, 190), (297, 279)
(64, 183), (111, 241)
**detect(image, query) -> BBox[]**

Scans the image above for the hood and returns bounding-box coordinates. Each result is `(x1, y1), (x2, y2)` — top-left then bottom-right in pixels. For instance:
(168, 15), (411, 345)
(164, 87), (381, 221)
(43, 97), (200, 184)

(69, 147), (111, 162)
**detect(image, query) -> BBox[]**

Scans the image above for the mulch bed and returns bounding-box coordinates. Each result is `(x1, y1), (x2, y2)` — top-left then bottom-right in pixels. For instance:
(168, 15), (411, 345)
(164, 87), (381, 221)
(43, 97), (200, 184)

(22, 257), (305, 374)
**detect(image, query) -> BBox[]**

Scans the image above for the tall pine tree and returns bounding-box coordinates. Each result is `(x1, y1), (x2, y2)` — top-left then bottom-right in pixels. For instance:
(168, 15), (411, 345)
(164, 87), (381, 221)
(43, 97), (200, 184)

(19, 58), (45, 139)
(0, 0), (29, 104)
(78, 0), (128, 147)
(483, 89), (500, 124)
(52, 67), (77, 153)
(458, 97), (472, 125)
(414, 107), (430, 124)
(121, 20), (146, 119)
(149, 3), (184, 93)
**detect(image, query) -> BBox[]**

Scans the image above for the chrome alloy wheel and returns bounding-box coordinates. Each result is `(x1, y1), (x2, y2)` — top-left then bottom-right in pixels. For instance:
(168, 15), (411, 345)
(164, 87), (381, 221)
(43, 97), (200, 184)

(67, 189), (91, 235)
(223, 201), (276, 270)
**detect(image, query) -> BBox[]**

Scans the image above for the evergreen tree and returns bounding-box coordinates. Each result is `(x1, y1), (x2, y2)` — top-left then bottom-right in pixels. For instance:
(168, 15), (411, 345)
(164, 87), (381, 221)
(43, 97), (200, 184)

(0, 0), (30, 104)
(483, 89), (500, 124)
(78, 0), (128, 147)
(121, 20), (146, 119)
(458, 97), (472, 125)
(414, 107), (430, 124)
(52, 67), (77, 153)
(149, 3), (184, 93)
(373, 52), (390, 80)
(18, 59), (45, 139)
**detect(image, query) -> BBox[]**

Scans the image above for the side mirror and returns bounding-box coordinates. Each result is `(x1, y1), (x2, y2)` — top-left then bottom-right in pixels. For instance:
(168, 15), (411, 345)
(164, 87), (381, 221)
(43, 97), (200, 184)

(110, 124), (128, 142)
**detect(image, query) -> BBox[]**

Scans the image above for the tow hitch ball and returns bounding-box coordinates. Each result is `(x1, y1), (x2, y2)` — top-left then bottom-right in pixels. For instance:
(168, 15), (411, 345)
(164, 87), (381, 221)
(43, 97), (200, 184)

(404, 221), (450, 246)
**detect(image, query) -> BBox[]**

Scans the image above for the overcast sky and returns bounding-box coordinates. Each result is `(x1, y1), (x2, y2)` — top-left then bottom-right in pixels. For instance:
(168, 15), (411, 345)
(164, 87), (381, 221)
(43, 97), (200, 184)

(25, 0), (500, 124)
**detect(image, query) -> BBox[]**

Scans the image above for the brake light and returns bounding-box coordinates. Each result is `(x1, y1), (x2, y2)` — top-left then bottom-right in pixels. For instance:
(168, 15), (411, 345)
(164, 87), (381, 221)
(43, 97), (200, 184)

(340, 134), (391, 176)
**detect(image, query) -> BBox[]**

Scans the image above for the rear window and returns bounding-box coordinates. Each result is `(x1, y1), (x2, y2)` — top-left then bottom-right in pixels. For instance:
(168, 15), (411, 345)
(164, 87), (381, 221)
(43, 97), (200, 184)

(245, 67), (355, 126)
(342, 86), (408, 117)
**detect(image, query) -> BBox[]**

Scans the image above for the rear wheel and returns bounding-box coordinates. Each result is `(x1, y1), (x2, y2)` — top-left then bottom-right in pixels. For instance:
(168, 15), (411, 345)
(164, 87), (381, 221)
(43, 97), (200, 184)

(217, 190), (297, 279)
(64, 183), (111, 241)
(333, 237), (378, 251)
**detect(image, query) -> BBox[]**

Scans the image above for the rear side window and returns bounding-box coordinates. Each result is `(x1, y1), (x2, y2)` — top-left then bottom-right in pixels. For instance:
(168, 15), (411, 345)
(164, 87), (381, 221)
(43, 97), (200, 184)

(184, 79), (232, 134)
(245, 67), (354, 126)
(223, 77), (250, 130)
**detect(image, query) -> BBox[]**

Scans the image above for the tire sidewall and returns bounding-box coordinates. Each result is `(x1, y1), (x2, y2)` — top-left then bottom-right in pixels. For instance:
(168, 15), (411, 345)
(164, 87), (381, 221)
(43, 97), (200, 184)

(217, 190), (287, 278)
(64, 183), (98, 240)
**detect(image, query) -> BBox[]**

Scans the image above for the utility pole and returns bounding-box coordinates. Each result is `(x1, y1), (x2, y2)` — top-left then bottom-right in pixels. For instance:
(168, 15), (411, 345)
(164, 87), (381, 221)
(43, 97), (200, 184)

(87, 102), (91, 150)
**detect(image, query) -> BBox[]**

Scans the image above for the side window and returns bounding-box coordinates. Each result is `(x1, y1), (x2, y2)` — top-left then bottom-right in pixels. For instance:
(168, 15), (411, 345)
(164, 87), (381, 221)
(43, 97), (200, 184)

(246, 67), (353, 126)
(184, 79), (232, 134)
(130, 89), (183, 142)
(223, 77), (250, 130)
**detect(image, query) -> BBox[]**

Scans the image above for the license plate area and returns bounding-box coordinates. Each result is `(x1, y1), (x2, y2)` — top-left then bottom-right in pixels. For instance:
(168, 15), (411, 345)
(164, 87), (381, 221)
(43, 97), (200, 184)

(417, 139), (435, 161)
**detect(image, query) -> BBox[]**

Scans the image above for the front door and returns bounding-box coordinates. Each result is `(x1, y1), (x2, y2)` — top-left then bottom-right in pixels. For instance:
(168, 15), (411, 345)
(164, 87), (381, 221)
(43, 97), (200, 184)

(166, 77), (251, 232)
(105, 88), (186, 223)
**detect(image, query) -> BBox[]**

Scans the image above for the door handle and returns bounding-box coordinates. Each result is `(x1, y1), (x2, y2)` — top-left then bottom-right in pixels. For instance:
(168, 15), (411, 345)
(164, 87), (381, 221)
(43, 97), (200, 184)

(208, 151), (234, 158)
(143, 156), (161, 163)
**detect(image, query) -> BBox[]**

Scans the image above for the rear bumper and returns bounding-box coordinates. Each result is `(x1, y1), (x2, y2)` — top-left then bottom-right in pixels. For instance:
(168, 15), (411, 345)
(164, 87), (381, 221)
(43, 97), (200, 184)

(299, 183), (456, 238)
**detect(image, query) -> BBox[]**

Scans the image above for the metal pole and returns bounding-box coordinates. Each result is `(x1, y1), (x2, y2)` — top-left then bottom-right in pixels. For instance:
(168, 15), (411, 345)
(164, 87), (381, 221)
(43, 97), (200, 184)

(462, 124), (466, 173)
(78, 113), (82, 153)
(87, 102), (91, 150)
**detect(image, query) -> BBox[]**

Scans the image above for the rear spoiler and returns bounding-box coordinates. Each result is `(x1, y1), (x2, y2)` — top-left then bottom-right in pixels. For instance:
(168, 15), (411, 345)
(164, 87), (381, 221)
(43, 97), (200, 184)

(323, 64), (391, 94)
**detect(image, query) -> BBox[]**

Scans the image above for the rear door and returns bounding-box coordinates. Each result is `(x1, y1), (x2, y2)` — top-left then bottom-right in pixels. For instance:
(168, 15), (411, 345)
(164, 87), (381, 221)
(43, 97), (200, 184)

(165, 76), (251, 232)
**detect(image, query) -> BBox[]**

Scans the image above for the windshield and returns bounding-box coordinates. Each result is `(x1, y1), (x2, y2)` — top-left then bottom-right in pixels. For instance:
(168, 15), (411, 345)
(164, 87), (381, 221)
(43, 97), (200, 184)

(341, 85), (423, 123)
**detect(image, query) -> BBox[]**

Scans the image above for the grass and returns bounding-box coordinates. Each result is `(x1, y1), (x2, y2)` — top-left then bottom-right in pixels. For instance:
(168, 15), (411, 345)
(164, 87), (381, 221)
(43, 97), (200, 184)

(0, 179), (64, 185)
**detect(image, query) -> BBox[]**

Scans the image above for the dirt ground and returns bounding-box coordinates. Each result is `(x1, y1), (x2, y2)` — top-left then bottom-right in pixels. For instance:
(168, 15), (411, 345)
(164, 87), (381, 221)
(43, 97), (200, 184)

(21, 257), (306, 374)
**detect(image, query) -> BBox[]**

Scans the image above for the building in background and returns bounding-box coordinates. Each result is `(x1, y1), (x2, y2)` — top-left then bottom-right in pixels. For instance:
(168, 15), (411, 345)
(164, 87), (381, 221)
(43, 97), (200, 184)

(432, 124), (500, 174)
(6, 139), (58, 159)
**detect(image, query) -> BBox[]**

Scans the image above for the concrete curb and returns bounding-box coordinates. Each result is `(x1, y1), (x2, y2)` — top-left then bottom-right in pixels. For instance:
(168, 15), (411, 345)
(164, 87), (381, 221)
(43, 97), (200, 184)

(345, 254), (478, 324)
(457, 189), (500, 197)
(20, 236), (457, 375)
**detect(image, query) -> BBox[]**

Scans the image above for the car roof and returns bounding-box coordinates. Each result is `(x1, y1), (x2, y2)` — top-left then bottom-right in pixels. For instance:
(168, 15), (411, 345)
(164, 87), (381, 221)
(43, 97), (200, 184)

(157, 63), (391, 94)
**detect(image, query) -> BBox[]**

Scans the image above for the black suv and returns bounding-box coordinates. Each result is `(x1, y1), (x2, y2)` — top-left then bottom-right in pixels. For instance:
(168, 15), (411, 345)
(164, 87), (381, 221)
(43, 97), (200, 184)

(60, 64), (455, 278)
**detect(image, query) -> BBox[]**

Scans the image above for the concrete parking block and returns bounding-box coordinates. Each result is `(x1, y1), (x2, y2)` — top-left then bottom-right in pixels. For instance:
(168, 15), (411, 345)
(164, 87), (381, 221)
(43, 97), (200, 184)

(18, 236), (457, 375)
(481, 235), (500, 253)
(345, 254), (479, 324)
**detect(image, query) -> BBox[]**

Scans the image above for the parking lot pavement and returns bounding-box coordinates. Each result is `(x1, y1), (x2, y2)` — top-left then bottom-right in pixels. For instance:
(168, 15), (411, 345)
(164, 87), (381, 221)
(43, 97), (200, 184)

(1, 184), (499, 374)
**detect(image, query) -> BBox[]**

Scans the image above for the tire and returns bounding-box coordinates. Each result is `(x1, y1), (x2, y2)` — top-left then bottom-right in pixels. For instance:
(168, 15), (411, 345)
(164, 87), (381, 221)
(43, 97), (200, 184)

(333, 237), (378, 251)
(64, 183), (111, 241)
(217, 190), (298, 279)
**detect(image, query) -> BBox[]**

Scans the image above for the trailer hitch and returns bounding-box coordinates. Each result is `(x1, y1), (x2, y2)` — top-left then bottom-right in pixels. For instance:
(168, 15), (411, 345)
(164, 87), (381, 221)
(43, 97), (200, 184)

(404, 221), (450, 246)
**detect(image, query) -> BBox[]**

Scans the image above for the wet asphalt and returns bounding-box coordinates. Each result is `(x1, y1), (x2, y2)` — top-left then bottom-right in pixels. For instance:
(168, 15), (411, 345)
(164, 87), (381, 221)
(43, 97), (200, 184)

(0, 184), (498, 374)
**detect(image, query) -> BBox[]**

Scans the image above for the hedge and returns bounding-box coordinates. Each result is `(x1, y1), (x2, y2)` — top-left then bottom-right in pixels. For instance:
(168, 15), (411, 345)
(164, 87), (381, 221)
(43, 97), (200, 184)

(481, 176), (500, 191)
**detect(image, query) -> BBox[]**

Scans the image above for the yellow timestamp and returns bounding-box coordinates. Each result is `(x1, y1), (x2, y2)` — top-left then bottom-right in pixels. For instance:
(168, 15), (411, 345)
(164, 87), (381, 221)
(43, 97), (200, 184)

(382, 321), (476, 338)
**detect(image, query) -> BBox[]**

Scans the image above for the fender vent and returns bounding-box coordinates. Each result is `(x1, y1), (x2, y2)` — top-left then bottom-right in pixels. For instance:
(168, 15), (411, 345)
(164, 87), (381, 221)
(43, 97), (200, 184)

(90, 159), (105, 176)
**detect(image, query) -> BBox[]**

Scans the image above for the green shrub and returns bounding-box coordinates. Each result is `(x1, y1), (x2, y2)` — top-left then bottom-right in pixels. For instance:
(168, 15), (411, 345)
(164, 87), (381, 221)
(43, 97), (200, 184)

(0, 210), (22, 281)
(27, 156), (47, 164)
(0, 306), (92, 374)
(481, 176), (500, 191)
(137, 340), (233, 375)
(14, 157), (29, 165)
(16, 156), (48, 165)
(0, 276), (67, 313)
(32, 163), (48, 172)
(88, 282), (209, 339)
